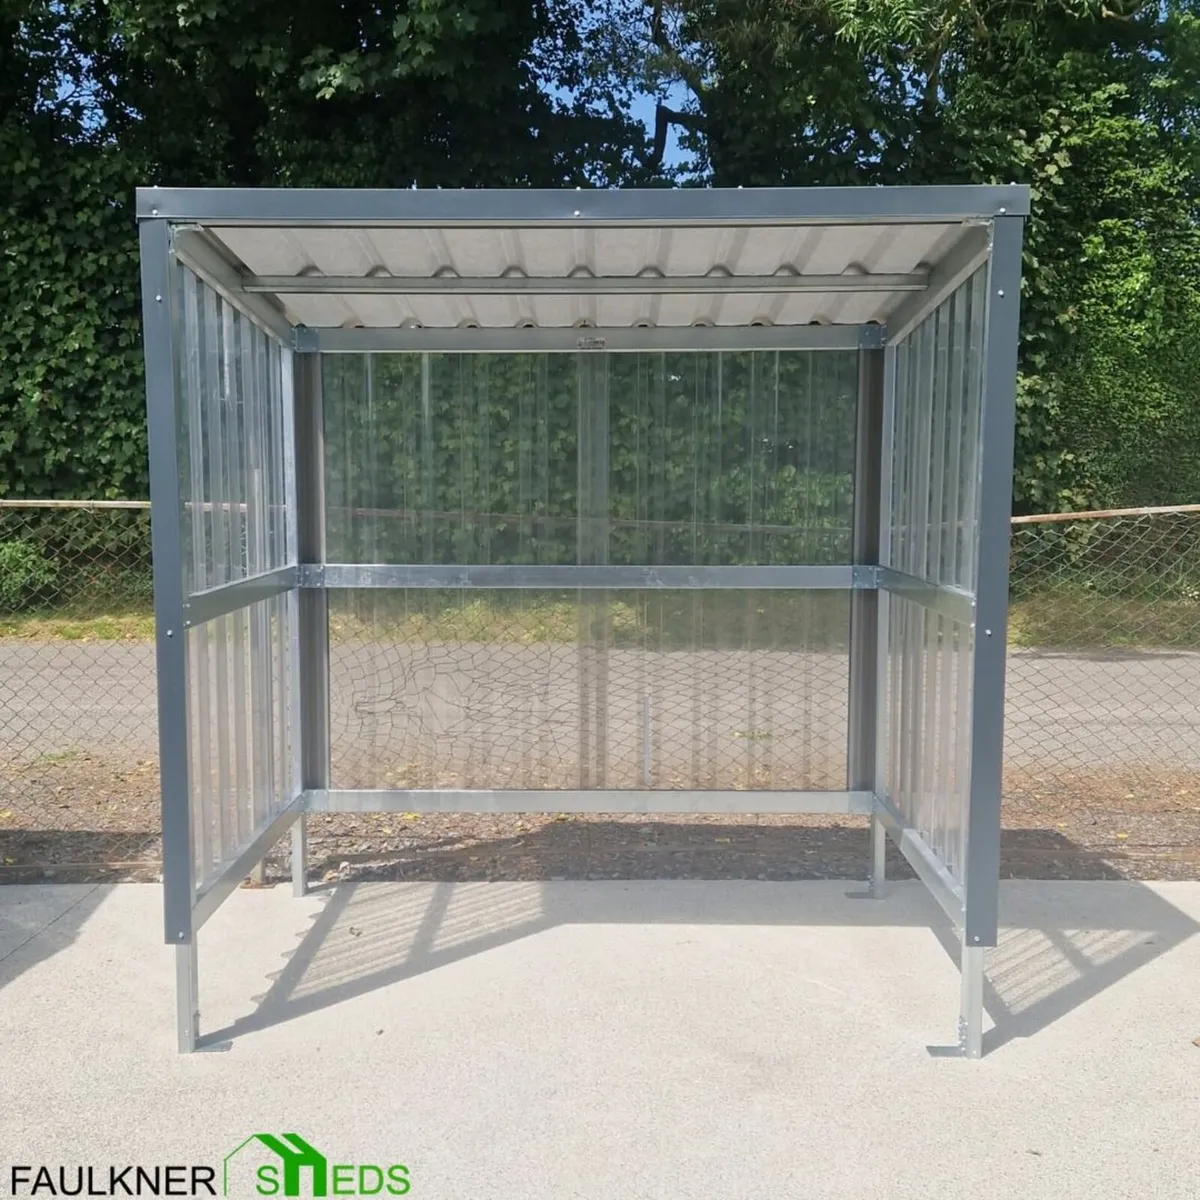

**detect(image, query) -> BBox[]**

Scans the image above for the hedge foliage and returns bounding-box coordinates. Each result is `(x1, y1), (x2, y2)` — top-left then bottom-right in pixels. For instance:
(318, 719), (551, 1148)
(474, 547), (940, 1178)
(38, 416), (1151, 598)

(3, 1), (1200, 512)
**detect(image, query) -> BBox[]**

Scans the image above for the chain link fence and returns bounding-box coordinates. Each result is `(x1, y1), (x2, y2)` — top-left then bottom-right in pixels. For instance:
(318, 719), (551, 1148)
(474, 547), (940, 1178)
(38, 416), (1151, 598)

(0, 501), (159, 878)
(2, 500), (1199, 880)
(1004, 506), (1200, 870)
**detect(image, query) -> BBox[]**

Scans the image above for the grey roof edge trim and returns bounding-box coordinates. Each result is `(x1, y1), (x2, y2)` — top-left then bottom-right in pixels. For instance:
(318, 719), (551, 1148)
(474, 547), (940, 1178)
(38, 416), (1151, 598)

(136, 185), (1032, 226)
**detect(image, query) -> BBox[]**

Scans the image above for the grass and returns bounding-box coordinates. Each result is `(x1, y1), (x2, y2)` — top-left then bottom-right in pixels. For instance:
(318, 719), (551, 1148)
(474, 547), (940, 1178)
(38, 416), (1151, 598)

(1008, 592), (1200, 650)
(0, 604), (155, 641)
(3, 584), (1197, 651)
(328, 590), (852, 650)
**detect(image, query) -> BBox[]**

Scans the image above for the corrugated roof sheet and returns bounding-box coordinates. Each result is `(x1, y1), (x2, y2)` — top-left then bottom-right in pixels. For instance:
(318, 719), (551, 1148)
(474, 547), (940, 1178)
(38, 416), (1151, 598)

(204, 220), (978, 330)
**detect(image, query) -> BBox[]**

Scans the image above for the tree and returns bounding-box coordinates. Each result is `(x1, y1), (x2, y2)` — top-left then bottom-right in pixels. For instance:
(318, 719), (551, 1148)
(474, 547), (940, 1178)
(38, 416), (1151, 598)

(598, 0), (1200, 508)
(0, 0), (649, 499)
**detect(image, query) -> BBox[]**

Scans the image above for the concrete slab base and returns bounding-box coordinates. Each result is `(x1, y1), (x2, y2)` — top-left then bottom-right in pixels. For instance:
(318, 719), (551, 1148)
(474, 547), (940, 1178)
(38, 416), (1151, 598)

(2, 879), (1199, 1199)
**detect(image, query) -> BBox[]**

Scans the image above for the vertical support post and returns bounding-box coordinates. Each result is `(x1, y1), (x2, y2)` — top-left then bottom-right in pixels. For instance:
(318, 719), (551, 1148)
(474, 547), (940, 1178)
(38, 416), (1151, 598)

(959, 941), (985, 1058)
(291, 818), (308, 897)
(963, 215), (1024, 952)
(175, 941), (199, 1054)
(576, 352), (610, 788)
(294, 352), (328, 895)
(871, 344), (898, 895)
(849, 348), (884, 887)
(141, 219), (198, 1050)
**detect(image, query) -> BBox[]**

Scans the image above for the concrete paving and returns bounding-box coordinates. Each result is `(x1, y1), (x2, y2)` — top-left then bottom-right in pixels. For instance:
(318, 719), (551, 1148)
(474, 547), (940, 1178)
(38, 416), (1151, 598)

(2, 879), (1200, 1198)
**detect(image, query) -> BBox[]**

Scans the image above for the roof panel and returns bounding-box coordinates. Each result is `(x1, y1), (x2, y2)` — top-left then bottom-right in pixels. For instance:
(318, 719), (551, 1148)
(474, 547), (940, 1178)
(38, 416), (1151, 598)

(193, 202), (999, 331)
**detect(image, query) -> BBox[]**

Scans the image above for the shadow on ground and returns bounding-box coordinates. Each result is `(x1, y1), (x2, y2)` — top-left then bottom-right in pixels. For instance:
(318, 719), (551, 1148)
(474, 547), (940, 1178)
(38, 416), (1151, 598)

(180, 821), (1199, 1057)
(295, 818), (1139, 884)
(0, 819), (1140, 885)
(0, 831), (161, 883)
(0, 883), (111, 994)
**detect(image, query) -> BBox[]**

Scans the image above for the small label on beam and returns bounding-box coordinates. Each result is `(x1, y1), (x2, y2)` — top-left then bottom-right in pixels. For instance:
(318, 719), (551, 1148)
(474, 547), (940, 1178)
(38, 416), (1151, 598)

(576, 336), (607, 350)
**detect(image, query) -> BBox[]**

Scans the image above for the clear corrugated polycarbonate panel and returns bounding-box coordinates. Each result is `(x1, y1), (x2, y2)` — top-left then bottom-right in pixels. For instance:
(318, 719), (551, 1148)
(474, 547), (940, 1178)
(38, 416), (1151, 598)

(322, 351), (858, 567)
(883, 596), (973, 882)
(328, 588), (849, 790)
(884, 268), (987, 591)
(177, 266), (292, 596)
(879, 267), (987, 882)
(321, 349), (855, 792)
(186, 591), (297, 890)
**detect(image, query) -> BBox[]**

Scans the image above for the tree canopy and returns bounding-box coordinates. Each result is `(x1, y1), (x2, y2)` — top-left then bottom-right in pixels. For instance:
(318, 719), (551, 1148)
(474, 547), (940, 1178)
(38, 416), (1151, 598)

(2, 0), (1198, 509)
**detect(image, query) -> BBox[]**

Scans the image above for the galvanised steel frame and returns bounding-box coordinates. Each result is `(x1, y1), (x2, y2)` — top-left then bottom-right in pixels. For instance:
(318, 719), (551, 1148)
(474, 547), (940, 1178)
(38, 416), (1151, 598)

(138, 186), (1026, 1057)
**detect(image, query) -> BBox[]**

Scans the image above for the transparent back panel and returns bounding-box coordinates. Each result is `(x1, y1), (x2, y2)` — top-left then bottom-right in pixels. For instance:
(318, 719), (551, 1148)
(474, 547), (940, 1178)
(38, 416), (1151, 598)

(328, 589), (849, 791)
(323, 351), (856, 791)
(323, 351), (858, 567)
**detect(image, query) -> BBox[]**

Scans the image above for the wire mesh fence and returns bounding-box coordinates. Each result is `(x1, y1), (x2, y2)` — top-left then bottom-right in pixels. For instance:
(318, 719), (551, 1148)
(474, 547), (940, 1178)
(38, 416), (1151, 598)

(1005, 506), (1200, 840)
(2, 500), (1199, 880)
(0, 501), (159, 878)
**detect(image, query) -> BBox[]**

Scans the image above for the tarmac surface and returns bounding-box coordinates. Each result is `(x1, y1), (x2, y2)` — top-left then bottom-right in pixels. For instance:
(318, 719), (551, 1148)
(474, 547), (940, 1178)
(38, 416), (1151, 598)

(2, 639), (1199, 777)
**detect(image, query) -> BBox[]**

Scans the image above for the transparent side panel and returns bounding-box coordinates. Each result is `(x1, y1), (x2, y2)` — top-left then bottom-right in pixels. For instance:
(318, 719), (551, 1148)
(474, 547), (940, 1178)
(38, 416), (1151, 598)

(882, 596), (973, 882)
(328, 589), (849, 791)
(879, 268), (987, 884)
(178, 266), (292, 595)
(323, 351), (859, 567)
(186, 591), (297, 890)
(884, 268), (987, 591)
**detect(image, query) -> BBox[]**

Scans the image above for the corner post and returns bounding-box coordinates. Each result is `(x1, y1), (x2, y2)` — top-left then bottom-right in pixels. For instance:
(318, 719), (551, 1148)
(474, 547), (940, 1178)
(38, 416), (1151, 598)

(871, 342), (898, 895)
(849, 346), (884, 888)
(140, 218), (198, 1050)
(963, 215), (1024, 954)
(294, 352), (328, 894)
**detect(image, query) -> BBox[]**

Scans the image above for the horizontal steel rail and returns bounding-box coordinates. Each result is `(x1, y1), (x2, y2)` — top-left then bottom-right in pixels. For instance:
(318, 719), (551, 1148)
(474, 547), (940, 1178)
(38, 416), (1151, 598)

(171, 227), (295, 346)
(873, 793), (966, 928)
(303, 563), (869, 590)
(293, 324), (884, 354)
(884, 225), (992, 346)
(304, 788), (875, 816)
(247, 272), (930, 296)
(183, 565), (298, 628)
(0, 498), (152, 510)
(191, 795), (304, 931)
(876, 567), (975, 625)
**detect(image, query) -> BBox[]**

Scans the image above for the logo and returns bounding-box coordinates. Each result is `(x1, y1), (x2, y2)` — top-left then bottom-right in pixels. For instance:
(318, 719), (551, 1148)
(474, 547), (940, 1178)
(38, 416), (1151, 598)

(223, 1135), (410, 1198)
(7, 1138), (410, 1199)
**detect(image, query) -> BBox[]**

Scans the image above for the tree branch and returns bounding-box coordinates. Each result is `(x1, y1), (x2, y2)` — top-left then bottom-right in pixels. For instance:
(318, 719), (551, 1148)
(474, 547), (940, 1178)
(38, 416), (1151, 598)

(648, 101), (705, 170)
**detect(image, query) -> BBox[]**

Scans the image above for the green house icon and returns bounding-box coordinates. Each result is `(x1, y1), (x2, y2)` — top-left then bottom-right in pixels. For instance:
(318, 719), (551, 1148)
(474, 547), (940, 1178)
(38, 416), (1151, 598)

(224, 1134), (328, 1197)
